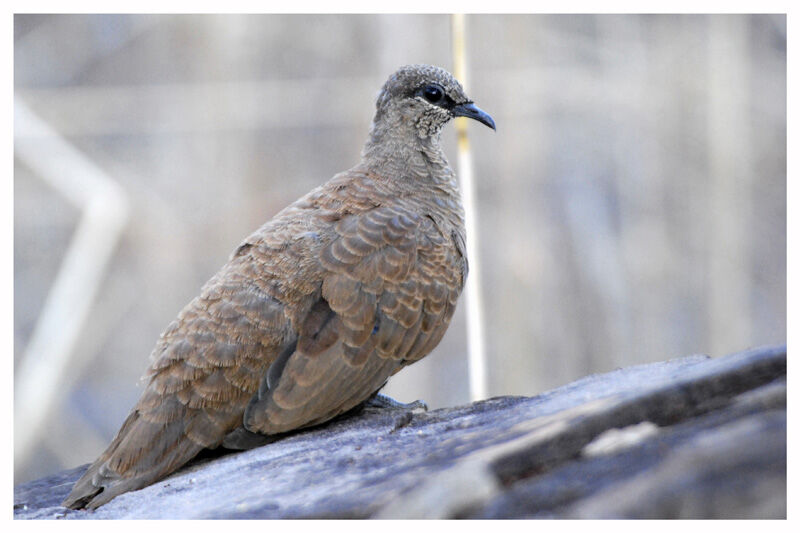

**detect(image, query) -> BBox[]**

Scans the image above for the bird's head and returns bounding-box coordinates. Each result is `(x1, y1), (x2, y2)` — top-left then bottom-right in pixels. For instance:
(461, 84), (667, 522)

(372, 64), (496, 140)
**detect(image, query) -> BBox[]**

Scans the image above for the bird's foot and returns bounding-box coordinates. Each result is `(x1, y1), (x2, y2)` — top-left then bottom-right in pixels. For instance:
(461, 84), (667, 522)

(363, 392), (428, 412)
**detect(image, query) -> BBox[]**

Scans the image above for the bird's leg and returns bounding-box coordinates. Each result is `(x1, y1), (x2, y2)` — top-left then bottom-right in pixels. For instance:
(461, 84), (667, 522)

(363, 392), (428, 411)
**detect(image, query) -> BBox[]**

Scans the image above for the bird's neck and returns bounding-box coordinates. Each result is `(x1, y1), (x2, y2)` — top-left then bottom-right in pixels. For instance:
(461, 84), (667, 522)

(360, 119), (465, 235)
(361, 120), (456, 190)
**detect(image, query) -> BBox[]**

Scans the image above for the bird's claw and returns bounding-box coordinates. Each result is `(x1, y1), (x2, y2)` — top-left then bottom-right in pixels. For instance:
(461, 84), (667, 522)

(364, 393), (428, 412)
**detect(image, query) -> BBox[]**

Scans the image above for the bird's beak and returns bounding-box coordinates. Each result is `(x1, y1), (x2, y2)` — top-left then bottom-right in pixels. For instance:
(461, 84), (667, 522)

(453, 102), (496, 131)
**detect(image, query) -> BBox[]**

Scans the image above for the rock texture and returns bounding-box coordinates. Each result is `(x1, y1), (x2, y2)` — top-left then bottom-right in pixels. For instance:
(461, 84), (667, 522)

(15, 344), (785, 519)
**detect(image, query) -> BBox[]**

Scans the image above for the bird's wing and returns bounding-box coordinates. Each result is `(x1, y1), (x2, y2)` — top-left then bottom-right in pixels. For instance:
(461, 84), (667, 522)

(243, 204), (465, 435)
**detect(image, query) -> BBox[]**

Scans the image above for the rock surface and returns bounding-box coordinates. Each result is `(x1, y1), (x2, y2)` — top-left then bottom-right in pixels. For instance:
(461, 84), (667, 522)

(14, 345), (786, 519)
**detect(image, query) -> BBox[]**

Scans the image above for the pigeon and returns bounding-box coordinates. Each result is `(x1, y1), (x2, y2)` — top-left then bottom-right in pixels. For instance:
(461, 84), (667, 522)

(62, 64), (495, 509)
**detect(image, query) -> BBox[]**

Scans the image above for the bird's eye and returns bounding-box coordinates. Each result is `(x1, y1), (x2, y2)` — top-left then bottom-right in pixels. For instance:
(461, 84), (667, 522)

(422, 84), (444, 103)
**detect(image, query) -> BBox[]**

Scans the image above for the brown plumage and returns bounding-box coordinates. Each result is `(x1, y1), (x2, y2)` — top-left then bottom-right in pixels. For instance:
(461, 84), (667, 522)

(62, 64), (495, 510)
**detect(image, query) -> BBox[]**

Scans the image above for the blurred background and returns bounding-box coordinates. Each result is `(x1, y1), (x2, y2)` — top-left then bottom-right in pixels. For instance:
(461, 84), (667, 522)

(14, 14), (786, 484)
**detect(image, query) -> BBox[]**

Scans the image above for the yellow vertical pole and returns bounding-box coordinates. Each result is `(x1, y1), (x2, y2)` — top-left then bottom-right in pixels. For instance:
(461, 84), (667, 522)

(452, 14), (488, 401)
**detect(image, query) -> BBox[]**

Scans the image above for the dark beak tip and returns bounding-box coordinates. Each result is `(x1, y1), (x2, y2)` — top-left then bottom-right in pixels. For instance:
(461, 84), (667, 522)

(454, 102), (496, 131)
(476, 113), (496, 132)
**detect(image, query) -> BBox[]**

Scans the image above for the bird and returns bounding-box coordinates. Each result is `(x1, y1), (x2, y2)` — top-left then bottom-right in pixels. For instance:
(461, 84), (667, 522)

(62, 64), (495, 510)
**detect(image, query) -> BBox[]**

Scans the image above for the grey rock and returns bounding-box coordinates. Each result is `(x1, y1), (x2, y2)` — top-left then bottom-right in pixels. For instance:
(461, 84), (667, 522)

(14, 344), (785, 519)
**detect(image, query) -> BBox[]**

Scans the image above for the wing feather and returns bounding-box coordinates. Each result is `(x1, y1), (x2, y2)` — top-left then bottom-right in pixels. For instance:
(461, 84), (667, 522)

(242, 204), (464, 436)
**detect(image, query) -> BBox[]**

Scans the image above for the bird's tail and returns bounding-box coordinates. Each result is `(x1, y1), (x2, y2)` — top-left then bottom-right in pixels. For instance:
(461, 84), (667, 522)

(61, 407), (204, 510)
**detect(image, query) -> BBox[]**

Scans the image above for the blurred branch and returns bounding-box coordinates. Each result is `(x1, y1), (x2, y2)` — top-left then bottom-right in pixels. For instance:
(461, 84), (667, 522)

(14, 99), (130, 466)
(452, 14), (488, 402)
